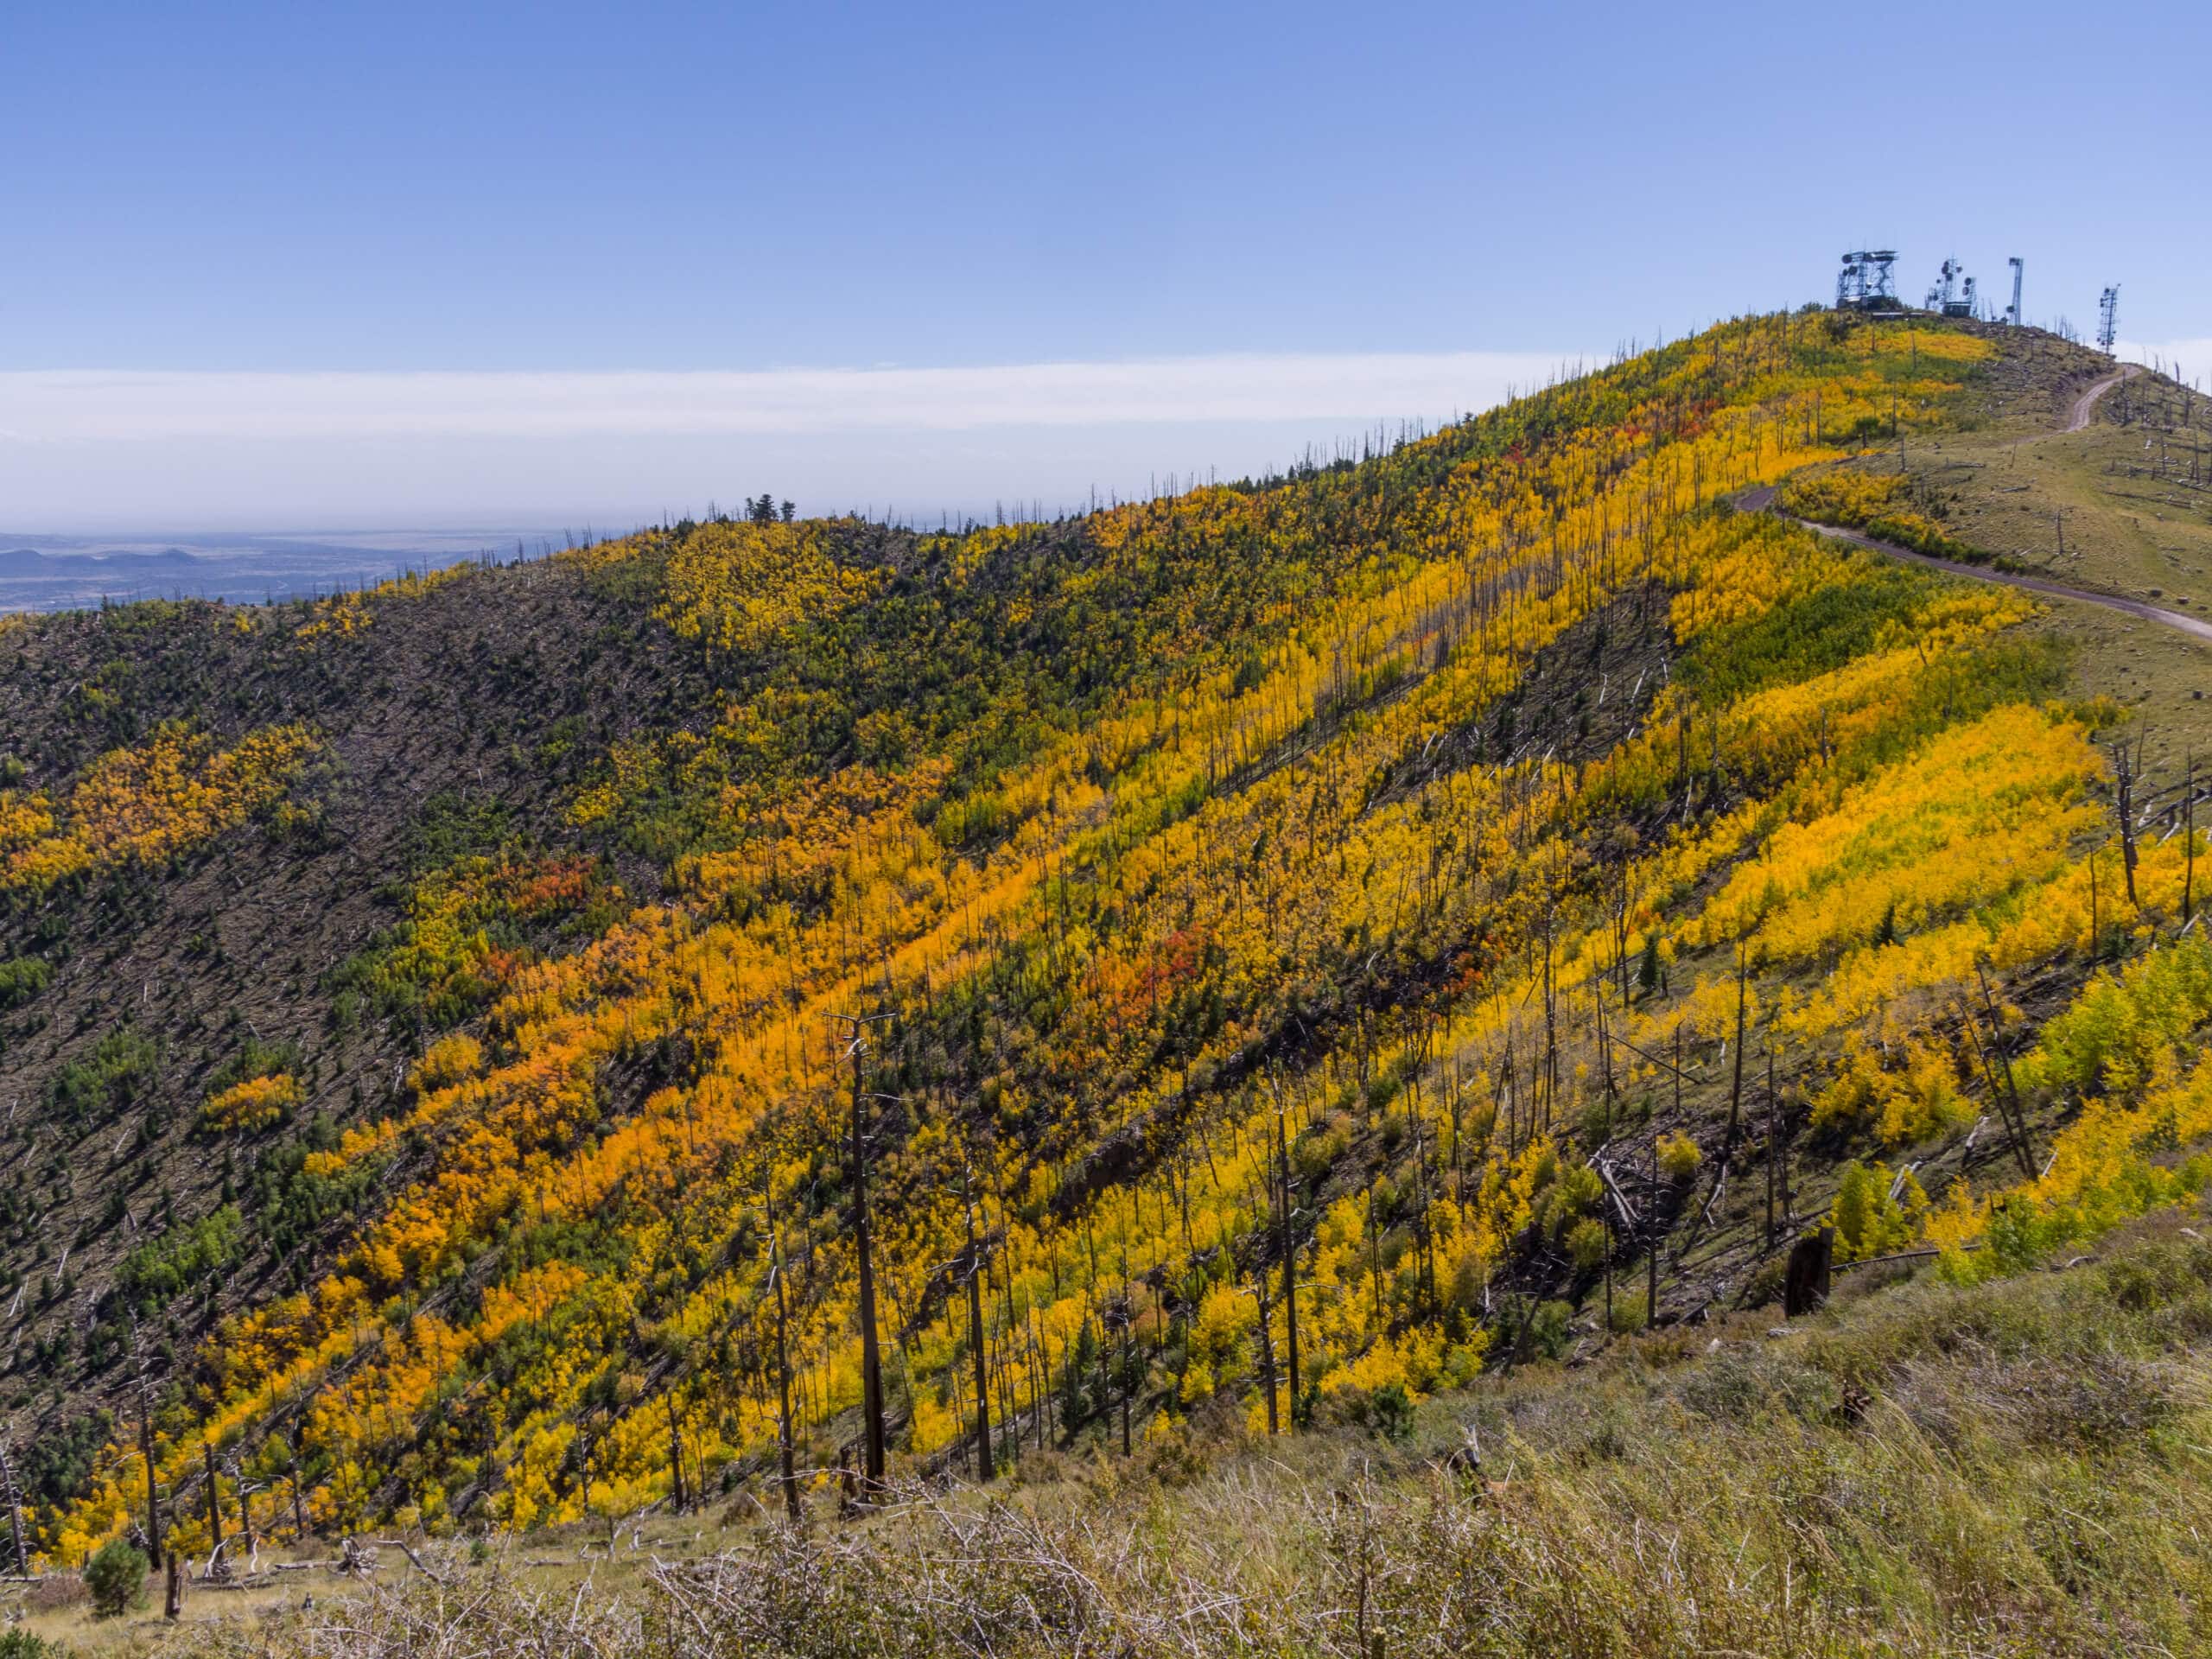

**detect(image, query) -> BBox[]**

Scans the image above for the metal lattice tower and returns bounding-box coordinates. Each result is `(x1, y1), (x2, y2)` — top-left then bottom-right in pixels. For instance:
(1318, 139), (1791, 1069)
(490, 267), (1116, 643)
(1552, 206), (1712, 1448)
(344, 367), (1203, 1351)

(1926, 258), (1977, 318)
(2097, 285), (2120, 355)
(1926, 258), (1959, 312)
(1836, 250), (1899, 311)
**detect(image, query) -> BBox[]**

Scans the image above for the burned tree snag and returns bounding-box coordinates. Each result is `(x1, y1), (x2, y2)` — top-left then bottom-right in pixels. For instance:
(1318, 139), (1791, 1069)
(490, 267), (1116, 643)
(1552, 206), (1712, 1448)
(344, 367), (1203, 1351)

(1765, 1041), (1780, 1252)
(2186, 751), (2197, 926)
(1253, 1262), (1279, 1436)
(229, 1455), (250, 1556)
(1783, 1226), (1834, 1318)
(1726, 941), (1750, 1147)
(766, 1179), (802, 1523)
(1974, 963), (2037, 1182)
(0, 1440), (25, 1577)
(830, 1011), (893, 1496)
(1647, 1134), (1660, 1327)
(130, 1319), (163, 1570)
(664, 1391), (687, 1512)
(2113, 740), (2141, 908)
(1273, 1086), (1301, 1427)
(962, 1160), (993, 1483)
(203, 1438), (224, 1568)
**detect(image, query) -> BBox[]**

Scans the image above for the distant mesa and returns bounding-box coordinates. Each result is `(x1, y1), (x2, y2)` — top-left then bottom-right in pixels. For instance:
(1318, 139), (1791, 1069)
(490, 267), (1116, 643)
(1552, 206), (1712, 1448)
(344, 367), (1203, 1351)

(104, 547), (206, 570)
(0, 545), (205, 576)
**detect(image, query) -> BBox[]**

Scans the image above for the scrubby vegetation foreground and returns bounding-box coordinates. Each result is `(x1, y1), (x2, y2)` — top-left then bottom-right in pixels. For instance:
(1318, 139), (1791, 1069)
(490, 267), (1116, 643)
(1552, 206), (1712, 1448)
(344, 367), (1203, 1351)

(158, 1217), (2212, 1658)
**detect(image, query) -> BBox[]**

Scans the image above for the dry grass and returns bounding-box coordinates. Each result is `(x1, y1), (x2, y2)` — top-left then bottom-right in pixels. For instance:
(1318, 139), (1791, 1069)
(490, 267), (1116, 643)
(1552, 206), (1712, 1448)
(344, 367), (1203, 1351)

(1802, 329), (2212, 771)
(1925, 391), (2212, 613)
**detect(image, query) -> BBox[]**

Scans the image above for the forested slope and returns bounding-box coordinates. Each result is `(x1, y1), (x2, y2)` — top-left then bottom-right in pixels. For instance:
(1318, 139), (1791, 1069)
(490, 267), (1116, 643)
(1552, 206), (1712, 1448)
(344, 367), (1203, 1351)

(3, 313), (2207, 1582)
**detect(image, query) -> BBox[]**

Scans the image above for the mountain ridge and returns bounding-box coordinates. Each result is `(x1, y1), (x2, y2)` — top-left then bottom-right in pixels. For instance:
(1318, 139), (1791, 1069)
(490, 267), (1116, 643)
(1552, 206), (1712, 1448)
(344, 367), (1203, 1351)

(3, 315), (2209, 1635)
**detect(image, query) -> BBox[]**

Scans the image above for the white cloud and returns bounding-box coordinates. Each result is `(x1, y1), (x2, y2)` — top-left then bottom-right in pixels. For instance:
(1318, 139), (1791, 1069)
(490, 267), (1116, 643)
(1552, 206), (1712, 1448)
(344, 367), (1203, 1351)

(0, 353), (1578, 443)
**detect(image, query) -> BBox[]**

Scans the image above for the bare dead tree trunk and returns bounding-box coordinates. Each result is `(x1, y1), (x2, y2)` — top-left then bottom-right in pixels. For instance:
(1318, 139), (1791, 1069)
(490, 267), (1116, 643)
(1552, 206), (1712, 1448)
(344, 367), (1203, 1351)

(1274, 1090), (1301, 1427)
(766, 1174), (802, 1523)
(229, 1456), (249, 1557)
(1726, 942), (1750, 1146)
(1975, 963), (2038, 1181)
(847, 1027), (887, 1492)
(203, 1439), (224, 1565)
(130, 1318), (163, 1570)
(1647, 1135), (1660, 1326)
(0, 1441), (26, 1576)
(962, 1163), (993, 1482)
(2114, 741), (2141, 907)
(665, 1391), (688, 1513)
(1764, 1041), (1780, 1251)
(1119, 1317), (1133, 1459)
(1253, 1253), (1279, 1436)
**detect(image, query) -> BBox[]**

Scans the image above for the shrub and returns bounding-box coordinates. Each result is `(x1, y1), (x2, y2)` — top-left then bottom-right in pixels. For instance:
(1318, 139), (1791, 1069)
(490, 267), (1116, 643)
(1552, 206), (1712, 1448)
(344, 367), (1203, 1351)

(1830, 1160), (1928, 1262)
(0, 955), (51, 1008)
(1527, 1300), (1576, 1360)
(1935, 1047), (2212, 1281)
(2018, 935), (2212, 1099)
(1567, 1217), (1610, 1273)
(0, 1630), (70, 1656)
(21, 1411), (111, 1516)
(1497, 1295), (1577, 1362)
(1657, 1132), (1703, 1181)
(413, 1033), (484, 1091)
(1811, 1036), (1974, 1146)
(47, 1027), (158, 1123)
(205, 1033), (298, 1096)
(116, 1205), (245, 1308)
(200, 1071), (301, 1134)
(1535, 1164), (1602, 1240)
(1291, 1121), (1348, 1185)
(84, 1535), (148, 1618)
(1368, 1381), (1415, 1442)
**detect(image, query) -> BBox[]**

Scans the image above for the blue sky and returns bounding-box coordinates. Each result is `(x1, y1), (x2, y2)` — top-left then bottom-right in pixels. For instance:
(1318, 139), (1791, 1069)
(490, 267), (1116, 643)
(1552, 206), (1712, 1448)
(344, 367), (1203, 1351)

(5, 0), (2208, 526)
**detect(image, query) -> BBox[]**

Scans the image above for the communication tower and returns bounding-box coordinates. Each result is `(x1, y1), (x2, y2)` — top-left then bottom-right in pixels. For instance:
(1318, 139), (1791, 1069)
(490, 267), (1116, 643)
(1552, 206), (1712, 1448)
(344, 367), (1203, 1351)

(1925, 258), (1977, 317)
(2005, 257), (2024, 327)
(2097, 286), (2120, 355)
(1835, 250), (1900, 311)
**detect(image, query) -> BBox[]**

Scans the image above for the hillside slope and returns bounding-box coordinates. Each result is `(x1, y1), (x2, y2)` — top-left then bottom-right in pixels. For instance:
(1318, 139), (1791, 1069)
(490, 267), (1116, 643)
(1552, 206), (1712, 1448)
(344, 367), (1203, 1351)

(3, 314), (2209, 1600)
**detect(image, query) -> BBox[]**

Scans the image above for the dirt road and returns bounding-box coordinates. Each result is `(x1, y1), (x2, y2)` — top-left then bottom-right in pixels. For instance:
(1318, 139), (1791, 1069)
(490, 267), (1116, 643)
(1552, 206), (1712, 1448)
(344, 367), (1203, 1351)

(2064, 362), (2140, 432)
(1738, 361), (2209, 648)
(1736, 486), (2212, 648)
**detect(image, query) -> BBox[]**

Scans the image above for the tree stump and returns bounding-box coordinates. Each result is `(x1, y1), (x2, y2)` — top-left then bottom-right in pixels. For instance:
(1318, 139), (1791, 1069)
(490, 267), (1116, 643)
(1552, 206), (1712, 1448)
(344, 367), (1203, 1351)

(1783, 1225), (1834, 1317)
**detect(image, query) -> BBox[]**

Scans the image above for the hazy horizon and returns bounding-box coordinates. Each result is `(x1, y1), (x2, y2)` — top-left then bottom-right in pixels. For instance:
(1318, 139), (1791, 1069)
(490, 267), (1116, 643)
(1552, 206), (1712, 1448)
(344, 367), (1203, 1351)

(9, 2), (2206, 540)
(6, 331), (2204, 554)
